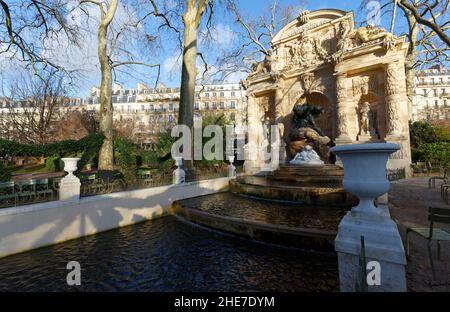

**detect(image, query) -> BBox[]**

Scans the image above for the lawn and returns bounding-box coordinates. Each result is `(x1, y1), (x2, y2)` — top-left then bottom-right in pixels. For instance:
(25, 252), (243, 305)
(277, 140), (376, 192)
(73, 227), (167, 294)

(12, 164), (50, 175)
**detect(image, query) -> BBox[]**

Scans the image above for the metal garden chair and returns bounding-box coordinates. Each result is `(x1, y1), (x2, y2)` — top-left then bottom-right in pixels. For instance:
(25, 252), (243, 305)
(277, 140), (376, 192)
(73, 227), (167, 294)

(35, 179), (53, 201)
(0, 181), (18, 207)
(406, 207), (450, 279)
(429, 167), (449, 188)
(17, 179), (36, 202)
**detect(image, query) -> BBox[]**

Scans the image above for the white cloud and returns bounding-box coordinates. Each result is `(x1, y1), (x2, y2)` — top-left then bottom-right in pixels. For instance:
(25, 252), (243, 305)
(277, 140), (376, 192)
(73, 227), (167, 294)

(163, 53), (182, 75)
(211, 23), (237, 49)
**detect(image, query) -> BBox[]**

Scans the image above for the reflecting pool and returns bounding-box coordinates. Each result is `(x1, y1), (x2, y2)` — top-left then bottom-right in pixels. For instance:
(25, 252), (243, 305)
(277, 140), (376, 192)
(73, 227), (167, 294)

(0, 216), (339, 291)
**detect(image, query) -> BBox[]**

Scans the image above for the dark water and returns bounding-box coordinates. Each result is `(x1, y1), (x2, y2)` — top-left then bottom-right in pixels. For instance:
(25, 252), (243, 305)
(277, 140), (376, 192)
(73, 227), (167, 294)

(0, 216), (339, 292)
(179, 193), (347, 231)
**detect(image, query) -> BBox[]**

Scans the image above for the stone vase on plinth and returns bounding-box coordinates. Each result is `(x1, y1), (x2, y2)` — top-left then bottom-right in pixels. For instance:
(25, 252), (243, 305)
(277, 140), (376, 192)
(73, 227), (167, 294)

(173, 157), (185, 184)
(228, 156), (236, 177)
(330, 143), (407, 292)
(59, 158), (81, 201)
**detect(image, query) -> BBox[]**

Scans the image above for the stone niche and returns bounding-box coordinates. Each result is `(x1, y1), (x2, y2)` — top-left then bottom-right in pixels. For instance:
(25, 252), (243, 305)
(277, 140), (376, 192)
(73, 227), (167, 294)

(242, 9), (412, 175)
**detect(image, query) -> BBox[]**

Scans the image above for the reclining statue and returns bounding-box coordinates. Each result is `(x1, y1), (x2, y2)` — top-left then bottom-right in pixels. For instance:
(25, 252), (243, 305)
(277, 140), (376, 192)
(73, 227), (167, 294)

(290, 145), (324, 166)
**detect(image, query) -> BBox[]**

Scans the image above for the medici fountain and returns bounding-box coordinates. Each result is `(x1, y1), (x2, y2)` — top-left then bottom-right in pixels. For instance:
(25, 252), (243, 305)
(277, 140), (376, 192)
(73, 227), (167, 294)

(174, 9), (411, 253)
(0, 9), (409, 292)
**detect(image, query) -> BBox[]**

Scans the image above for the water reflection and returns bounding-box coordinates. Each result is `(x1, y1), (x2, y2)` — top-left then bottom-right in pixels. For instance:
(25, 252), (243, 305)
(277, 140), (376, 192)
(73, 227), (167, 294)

(0, 216), (339, 291)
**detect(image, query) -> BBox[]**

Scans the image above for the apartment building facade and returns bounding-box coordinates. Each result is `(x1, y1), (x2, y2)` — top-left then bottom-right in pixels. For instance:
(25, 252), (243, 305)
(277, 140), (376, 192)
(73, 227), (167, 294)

(412, 65), (450, 121)
(78, 82), (247, 148)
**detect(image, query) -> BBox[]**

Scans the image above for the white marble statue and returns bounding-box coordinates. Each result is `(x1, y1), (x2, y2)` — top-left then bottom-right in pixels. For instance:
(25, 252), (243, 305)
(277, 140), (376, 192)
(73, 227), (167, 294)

(289, 145), (324, 166)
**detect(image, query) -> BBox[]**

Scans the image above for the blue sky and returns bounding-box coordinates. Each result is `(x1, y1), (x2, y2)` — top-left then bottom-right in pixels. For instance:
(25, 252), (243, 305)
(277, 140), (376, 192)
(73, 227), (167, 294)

(148, 0), (409, 90)
(2, 0), (411, 97)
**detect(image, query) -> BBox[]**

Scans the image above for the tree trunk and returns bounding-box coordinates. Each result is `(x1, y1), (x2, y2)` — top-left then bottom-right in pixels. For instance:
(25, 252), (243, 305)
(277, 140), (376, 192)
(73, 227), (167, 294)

(97, 23), (114, 170)
(178, 11), (200, 171)
(401, 6), (418, 120)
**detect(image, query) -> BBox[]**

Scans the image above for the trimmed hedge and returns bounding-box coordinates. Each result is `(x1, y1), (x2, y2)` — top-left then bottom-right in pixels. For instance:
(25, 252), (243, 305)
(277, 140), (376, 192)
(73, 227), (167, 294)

(0, 133), (104, 172)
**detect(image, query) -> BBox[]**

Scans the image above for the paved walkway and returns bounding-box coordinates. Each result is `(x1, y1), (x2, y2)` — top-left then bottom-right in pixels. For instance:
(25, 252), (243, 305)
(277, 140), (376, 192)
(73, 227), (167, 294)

(389, 177), (450, 291)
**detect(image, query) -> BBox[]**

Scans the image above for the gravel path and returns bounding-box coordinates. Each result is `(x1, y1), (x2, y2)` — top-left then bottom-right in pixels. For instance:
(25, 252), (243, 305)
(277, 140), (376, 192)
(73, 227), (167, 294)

(389, 177), (450, 291)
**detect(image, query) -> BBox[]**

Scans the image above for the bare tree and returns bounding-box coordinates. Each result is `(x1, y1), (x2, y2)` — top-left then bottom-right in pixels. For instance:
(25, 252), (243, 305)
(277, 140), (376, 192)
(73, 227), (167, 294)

(214, 0), (299, 80)
(0, 69), (69, 144)
(399, 0), (450, 47)
(0, 0), (80, 76)
(79, 0), (160, 170)
(359, 0), (449, 115)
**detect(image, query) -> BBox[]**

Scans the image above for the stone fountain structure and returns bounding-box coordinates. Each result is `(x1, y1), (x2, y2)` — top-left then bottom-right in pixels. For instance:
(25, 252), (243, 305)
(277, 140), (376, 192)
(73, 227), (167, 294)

(241, 9), (412, 175)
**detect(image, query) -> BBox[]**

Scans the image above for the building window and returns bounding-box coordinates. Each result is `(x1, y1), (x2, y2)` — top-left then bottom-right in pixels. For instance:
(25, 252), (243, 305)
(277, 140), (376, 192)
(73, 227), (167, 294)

(435, 100), (439, 108)
(159, 104), (163, 112)
(205, 102), (209, 110)
(150, 104), (154, 111)
(213, 92), (217, 97)
(212, 102), (217, 109)
(194, 102), (199, 110)
(423, 89), (427, 97)
(205, 93), (209, 97)
(220, 102), (224, 109)
(220, 92), (224, 97)
(434, 89), (438, 96)
(169, 103), (174, 111)
(231, 91), (235, 96)
(141, 105), (145, 112)
(127, 105), (131, 112)
(230, 101), (236, 109)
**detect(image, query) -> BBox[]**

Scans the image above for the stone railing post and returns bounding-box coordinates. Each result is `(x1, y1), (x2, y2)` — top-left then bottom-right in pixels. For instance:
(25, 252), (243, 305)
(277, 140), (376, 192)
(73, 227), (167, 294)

(59, 158), (81, 201)
(228, 155), (236, 177)
(331, 143), (407, 292)
(173, 156), (185, 184)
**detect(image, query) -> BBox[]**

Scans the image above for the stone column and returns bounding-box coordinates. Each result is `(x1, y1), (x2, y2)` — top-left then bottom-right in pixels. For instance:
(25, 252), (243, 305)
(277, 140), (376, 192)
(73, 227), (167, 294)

(335, 73), (353, 144)
(385, 62), (403, 137)
(244, 94), (261, 174)
(273, 86), (286, 168)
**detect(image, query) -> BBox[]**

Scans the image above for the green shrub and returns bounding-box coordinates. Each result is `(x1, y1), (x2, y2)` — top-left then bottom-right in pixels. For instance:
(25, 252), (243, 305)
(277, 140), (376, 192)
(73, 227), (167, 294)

(0, 133), (104, 158)
(45, 155), (63, 172)
(0, 133), (104, 172)
(412, 142), (450, 166)
(0, 162), (12, 182)
(114, 137), (138, 181)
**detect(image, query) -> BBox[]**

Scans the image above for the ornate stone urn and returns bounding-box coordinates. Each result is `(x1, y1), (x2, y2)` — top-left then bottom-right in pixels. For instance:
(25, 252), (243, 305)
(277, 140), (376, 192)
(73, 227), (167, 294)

(61, 158), (80, 178)
(330, 143), (406, 292)
(60, 158), (81, 201)
(330, 143), (399, 219)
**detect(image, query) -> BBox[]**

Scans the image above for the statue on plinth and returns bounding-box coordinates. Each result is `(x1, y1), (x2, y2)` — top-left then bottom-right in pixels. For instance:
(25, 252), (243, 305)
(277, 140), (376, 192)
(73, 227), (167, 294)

(358, 101), (371, 136)
(288, 102), (331, 161)
(290, 145), (324, 166)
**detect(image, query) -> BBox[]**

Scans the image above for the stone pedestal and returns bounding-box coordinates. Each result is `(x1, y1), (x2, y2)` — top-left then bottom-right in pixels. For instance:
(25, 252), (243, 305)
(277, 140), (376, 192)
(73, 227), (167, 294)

(59, 158), (81, 202)
(335, 208), (406, 292)
(331, 143), (407, 292)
